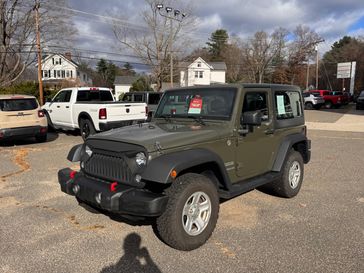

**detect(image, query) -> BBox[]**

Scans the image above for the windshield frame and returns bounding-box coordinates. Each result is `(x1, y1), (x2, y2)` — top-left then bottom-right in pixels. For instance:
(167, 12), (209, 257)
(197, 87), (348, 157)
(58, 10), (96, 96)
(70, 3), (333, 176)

(154, 87), (237, 121)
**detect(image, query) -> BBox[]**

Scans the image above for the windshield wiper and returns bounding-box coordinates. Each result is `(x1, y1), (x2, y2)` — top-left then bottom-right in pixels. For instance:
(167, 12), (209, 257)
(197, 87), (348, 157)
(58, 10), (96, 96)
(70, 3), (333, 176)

(187, 115), (206, 126)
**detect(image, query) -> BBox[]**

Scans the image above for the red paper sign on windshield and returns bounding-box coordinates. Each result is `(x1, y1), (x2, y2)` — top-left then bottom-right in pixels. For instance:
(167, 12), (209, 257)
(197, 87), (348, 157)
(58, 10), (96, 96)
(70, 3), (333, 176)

(188, 97), (202, 114)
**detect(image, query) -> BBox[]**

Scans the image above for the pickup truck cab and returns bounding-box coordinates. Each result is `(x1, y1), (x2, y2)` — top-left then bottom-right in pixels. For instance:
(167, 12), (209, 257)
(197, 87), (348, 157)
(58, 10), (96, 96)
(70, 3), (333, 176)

(58, 84), (311, 250)
(43, 87), (147, 139)
(122, 91), (163, 119)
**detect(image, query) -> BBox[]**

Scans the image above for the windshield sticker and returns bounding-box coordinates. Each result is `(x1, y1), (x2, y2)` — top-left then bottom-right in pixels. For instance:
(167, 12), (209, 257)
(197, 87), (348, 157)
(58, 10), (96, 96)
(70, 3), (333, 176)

(188, 97), (203, 114)
(277, 95), (286, 115)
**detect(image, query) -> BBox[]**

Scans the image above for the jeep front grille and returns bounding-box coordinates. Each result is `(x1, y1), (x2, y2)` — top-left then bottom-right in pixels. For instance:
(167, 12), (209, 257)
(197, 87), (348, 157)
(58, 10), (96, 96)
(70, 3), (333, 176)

(83, 153), (132, 183)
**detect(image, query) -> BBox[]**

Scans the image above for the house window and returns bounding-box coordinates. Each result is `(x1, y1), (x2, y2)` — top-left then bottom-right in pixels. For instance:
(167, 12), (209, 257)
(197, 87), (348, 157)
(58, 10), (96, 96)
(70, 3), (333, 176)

(199, 71), (203, 78)
(59, 58), (62, 65)
(195, 71), (199, 78)
(197, 62), (201, 67)
(61, 70), (65, 78)
(77, 71), (80, 77)
(66, 71), (70, 78)
(53, 70), (57, 78)
(57, 70), (61, 78)
(71, 70), (73, 78)
(43, 70), (48, 78)
(83, 74), (86, 81)
(52, 58), (54, 65)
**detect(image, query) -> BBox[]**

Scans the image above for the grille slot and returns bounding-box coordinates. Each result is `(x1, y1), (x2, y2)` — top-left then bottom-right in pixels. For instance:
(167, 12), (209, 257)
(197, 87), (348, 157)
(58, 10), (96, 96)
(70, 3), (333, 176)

(84, 153), (132, 183)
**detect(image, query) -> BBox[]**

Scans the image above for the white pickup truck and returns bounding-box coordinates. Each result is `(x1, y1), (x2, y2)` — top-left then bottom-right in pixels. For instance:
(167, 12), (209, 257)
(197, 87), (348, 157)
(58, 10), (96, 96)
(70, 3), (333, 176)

(42, 87), (147, 139)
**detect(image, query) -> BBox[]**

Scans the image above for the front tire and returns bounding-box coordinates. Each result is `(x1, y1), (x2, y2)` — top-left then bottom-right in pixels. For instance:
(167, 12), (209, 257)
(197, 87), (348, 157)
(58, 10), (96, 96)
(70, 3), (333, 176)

(324, 101), (333, 109)
(271, 150), (304, 198)
(79, 119), (96, 141)
(305, 102), (313, 110)
(156, 173), (219, 251)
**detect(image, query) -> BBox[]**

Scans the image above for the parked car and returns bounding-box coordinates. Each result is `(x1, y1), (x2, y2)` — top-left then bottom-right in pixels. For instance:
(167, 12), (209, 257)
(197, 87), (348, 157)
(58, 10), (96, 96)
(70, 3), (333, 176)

(356, 91), (364, 110)
(331, 91), (349, 105)
(58, 84), (311, 250)
(309, 90), (343, 109)
(42, 87), (147, 140)
(122, 91), (163, 119)
(0, 95), (47, 142)
(302, 92), (325, 110)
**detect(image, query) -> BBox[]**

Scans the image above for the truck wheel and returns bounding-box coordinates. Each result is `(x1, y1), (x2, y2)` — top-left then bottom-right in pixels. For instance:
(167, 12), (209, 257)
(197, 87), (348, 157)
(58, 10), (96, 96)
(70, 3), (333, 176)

(324, 101), (332, 109)
(156, 173), (219, 251)
(80, 119), (96, 140)
(272, 150), (304, 198)
(305, 102), (313, 110)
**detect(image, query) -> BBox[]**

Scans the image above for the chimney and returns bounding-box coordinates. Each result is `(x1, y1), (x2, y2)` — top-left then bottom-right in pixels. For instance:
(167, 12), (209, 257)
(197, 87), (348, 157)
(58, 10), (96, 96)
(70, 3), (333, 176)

(65, 52), (72, 61)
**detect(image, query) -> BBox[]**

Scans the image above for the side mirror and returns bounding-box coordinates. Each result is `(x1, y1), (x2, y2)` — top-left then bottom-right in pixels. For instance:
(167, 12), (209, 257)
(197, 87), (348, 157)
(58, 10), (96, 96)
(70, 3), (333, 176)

(241, 111), (262, 126)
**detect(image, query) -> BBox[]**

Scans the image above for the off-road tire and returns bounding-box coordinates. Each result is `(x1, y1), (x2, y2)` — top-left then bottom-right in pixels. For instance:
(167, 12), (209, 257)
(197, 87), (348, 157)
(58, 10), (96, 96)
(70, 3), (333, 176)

(80, 119), (96, 141)
(156, 173), (219, 251)
(305, 102), (313, 110)
(271, 150), (304, 198)
(35, 134), (47, 143)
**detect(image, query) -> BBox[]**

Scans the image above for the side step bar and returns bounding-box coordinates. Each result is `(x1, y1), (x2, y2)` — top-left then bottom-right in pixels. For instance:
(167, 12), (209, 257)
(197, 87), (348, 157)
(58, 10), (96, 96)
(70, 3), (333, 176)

(218, 172), (280, 199)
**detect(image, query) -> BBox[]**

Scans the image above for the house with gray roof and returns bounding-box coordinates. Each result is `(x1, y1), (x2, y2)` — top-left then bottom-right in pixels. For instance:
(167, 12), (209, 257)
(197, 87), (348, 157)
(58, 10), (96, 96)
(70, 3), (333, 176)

(114, 76), (139, 99)
(180, 57), (226, 87)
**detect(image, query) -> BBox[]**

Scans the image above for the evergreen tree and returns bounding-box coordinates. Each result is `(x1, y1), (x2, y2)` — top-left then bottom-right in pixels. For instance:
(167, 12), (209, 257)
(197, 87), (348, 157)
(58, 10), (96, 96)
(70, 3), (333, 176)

(206, 29), (229, 61)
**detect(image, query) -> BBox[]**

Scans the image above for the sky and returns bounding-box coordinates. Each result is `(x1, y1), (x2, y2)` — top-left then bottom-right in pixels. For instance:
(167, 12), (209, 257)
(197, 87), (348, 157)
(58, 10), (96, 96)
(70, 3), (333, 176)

(62, 0), (364, 69)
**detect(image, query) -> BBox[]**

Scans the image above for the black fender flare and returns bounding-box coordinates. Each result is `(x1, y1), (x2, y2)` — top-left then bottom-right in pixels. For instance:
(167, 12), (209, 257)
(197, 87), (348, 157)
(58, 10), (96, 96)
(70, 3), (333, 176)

(141, 148), (232, 189)
(67, 144), (83, 162)
(272, 133), (309, 172)
(78, 112), (94, 128)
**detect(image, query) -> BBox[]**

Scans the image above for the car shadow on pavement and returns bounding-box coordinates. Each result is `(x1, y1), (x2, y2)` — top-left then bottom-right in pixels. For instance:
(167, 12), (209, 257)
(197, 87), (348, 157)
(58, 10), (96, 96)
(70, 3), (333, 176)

(100, 233), (161, 273)
(321, 104), (364, 116)
(0, 132), (59, 147)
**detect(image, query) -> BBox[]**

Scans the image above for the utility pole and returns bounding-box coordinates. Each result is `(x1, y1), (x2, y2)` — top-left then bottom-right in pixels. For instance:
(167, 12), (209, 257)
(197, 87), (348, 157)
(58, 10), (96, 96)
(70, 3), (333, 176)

(306, 58), (310, 90)
(34, 0), (44, 105)
(156, 4), (186, 89)
(315, 45), (319, 89)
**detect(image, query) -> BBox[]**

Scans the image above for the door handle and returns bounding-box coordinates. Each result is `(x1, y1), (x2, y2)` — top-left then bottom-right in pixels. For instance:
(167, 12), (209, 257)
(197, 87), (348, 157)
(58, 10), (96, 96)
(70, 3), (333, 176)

(265, 129), (274, 135)
(66, 106), (69, 108)
(57, 106), (60, 108)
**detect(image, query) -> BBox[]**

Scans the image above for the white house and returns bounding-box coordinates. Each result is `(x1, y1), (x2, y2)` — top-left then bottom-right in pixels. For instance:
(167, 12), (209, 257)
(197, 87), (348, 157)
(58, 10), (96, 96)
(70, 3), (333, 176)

(180, 57), (226, 87)
(114, 76), (139, 99)
(39, 53), (92, 86)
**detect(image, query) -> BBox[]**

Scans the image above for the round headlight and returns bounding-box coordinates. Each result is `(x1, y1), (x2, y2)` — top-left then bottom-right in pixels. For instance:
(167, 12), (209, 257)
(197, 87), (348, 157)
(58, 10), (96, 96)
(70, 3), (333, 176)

(135, 152), (147, 166)
(85, 145), (93, 157)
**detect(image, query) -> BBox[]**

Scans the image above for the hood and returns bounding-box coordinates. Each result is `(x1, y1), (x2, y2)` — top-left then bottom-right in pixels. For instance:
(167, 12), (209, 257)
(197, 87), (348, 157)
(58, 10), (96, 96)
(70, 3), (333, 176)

(91, 121), (231, 152)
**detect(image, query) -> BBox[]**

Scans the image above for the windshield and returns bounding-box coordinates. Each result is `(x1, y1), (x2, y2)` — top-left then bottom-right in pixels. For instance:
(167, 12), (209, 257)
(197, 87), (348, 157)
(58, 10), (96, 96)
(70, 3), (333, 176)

(154, 88), (237, 120)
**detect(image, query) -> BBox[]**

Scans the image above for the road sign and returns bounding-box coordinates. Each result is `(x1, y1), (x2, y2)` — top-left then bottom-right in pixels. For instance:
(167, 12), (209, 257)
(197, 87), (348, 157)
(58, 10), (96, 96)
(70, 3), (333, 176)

(337, 62), (351, 79)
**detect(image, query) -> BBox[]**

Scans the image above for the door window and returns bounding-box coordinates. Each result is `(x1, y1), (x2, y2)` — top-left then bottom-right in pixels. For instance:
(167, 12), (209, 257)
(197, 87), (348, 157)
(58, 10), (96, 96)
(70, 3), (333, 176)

(53, 90), (72, 102)
(242, 92), (269, 121)
(148, 93), (162, 105)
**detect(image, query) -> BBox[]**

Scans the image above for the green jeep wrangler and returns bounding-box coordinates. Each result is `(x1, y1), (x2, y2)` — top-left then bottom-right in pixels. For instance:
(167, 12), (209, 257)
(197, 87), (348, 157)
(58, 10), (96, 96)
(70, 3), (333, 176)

(58, 84), (311, 250)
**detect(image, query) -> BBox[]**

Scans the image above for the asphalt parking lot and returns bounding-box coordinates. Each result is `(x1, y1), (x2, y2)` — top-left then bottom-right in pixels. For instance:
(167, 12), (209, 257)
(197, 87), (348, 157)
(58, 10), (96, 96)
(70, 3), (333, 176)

(1, 106), (363, 273)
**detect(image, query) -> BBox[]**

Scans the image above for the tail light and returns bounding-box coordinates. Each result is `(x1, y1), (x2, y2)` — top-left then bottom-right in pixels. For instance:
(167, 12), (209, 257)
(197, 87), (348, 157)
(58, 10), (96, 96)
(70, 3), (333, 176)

(38, 110), (45, 117)
(99, 108), (107, 119)
(145, 106), (149, 117)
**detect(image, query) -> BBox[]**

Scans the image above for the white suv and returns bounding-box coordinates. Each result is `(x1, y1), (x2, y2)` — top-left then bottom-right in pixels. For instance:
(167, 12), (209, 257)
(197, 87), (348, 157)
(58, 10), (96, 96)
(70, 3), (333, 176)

(0, 95), (48, 142)
(303, 92), (325, 110)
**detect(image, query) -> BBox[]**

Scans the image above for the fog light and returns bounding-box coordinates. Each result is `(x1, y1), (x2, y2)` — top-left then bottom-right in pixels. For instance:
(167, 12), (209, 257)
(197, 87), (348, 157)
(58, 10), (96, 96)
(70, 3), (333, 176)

(135, 174), (142, 183)
(72, 184), (80, 194)
(95, 192), (102, 204)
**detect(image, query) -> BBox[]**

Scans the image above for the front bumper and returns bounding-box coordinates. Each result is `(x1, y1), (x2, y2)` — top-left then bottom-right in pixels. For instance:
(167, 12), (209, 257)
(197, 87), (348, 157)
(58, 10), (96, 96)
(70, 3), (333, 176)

(58, 168), (168, 217)
(0, 126), (47, 140)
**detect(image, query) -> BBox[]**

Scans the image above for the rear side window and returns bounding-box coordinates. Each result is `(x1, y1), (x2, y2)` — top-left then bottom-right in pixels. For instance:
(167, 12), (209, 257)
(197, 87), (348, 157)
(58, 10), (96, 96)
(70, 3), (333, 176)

(0, 99), (38, 111)
(134, 94), (144, 102)
(77, 90), (113, 102)
(122, 94), (132, 102)
(275, 91), (302, 120)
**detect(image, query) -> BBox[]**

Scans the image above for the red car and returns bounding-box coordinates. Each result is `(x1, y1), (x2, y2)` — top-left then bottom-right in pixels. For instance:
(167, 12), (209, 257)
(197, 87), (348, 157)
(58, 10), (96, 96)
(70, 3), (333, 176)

(309, 90), (343, 109)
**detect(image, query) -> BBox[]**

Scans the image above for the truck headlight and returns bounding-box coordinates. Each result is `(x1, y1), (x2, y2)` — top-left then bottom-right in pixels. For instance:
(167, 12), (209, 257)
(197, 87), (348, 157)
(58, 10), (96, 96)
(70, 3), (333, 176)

(85, 145), (93, 157)
(135, 152), (147, 166)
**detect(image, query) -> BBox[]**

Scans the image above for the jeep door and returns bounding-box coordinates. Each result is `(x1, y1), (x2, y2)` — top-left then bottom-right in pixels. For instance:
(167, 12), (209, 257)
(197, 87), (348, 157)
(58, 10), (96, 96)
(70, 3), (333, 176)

(235, 89), (278, 180)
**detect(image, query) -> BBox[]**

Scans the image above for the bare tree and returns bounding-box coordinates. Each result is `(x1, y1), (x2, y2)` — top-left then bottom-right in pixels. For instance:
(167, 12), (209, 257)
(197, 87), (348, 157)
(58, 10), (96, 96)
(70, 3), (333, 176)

(112, 0), (194, 90)
(242, 28), (288, 83)
(222, 37), (245, 83)
(0, 0), (76, 87)
(287, 25), (322, 84)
